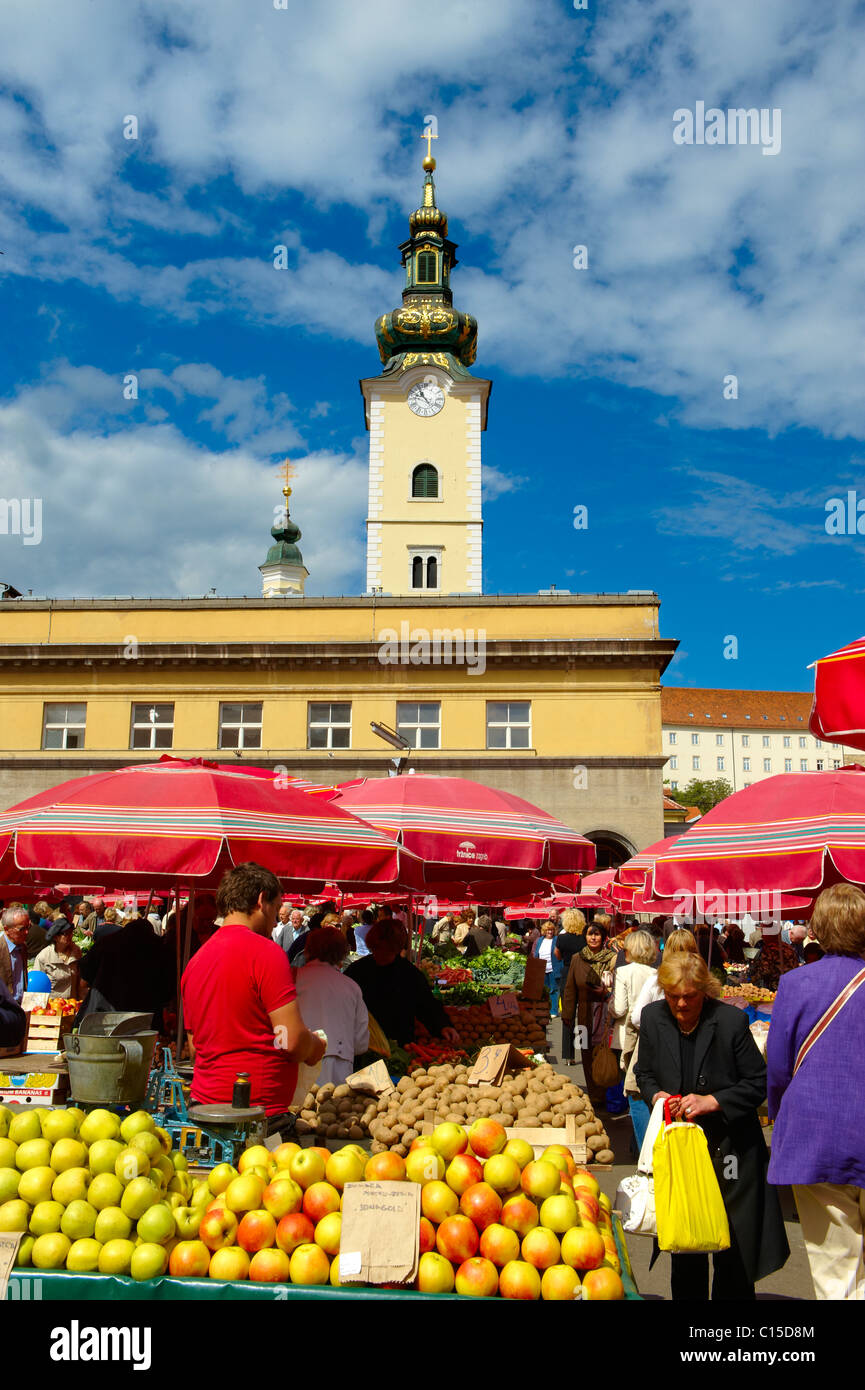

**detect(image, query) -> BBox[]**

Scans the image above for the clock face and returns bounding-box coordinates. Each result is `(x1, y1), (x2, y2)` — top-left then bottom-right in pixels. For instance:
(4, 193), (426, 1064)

(407, 381), (445, 417)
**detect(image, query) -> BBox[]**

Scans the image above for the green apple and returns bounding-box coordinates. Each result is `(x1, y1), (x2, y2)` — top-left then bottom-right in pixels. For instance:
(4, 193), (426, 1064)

(17, 1166), (56, 1206)
(94, 1206), (133, 1243)
(115, 1146), (149, 1183)
(136, 1202), (175, 1245)
(207, 1163), (239, 1196)
(0, 1105), (12, 1139)
(52, 1167), (90, 1206)
(0, 1199), (30, 1232)
(66, 1237), (103, 1272)
(40, 1109), (80, 1144)
(174, 1206), (202, 1238)
(131, 1241), (168, 1281)
(88, 1139), (124, 1176)
(171, 1151), (188, 1173)
(0, 1138), (18, 1169)
(167, 1173), (191, 1201)
(0, 1167), (21, 1204)
(50, 1137), (88, 1173)
(64, 1107), (86, 1135)
(98, 1237), (135, 1275)
(15, 1138), (53, 1171)
(121, 1176), (160, 1221)
(153, 1154), (174, 1185)
(191, 1181), (212, 1210)
(120, 1110), (156, 1144)
(131, 1131), (163, 1163)
(32, 1231), (71, 1269)
(15, 1235), (34, 1267)
(8, 1112), (42, 1144)
(60, 1198), (98, 1240)
(153, 1126), (173, 1155)
(79, 1109), (122, 1145)
(88, 1172), (124, 1211)
(29, 1200), (65, 1235)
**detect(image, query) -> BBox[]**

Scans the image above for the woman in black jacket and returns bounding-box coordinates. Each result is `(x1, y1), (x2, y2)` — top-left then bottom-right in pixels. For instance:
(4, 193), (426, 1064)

(636, 951), (788, 1301)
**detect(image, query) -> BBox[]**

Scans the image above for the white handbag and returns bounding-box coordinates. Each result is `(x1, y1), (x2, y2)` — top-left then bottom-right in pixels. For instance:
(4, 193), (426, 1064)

(614, 1098), (665, 1237)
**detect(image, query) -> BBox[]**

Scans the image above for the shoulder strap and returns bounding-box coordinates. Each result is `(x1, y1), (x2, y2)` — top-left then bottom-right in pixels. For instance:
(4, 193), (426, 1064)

(793, 967), (865, 1077)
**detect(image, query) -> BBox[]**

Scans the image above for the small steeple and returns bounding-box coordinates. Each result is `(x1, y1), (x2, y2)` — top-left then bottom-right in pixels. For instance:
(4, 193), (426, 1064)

(259, 460), (309, 598)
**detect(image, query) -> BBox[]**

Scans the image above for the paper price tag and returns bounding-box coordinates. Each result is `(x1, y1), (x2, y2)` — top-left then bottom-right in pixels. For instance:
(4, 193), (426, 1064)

(489, 993), (520, 1019)
(0, 1232), (23, 1302)
(346, 1059), (395, 1096)
(339, 1183), (420, 1286)
(264, 1131), (282, 1150)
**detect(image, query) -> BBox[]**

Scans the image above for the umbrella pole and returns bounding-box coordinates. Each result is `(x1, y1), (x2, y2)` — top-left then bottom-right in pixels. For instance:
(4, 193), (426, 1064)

(174, 884), (183, 1057)
(176, 889), (196, 1059)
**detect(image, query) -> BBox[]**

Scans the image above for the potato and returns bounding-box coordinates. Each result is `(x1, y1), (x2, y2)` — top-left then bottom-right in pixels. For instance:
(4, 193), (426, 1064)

(393, 1143), (408, 1158)
(538, 1110), (554, 1125)
(402, 1128), (419, 1145)
(333, 1084), (351, 1100)
(396, 1077), (413, 1094)
(370, 1140), (388, 1154)
(318, 1083), (335, 1100)
(337, 1099), (354, 1115)
(594, 1148), (615, 1164)
(587, 1134), (607, 1153)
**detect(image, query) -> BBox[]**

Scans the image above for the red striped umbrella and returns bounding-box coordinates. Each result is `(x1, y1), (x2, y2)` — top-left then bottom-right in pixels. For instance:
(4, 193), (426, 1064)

(0, 759), (423, 893)
(330, 776), (595, 896)
(649, 768), (864, 904)
(810, 635), (865, 751)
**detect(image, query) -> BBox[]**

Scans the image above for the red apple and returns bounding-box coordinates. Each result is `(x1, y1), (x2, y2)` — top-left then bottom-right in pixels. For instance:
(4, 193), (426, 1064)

(455, 1256), (499, 1298)
(498, 1259), (542, 1300)
(416, 1251), (455, 1294)
(208, 1245), (250, 1281)
(364, 1152), (406, 1183)
(479, 1222), (521, 1268)
(262, 1177), (303, 1221)
(405, 1147), (445, 1185)
(521, 1160), (561, 1201)
(419, 1216), (437, 1253)
(199, 1206), (238, 1252)
(576, 1192), (601, 1225)
(571, 1169), (601, 1200)
(459, 1182), (502, 1233)
(541, 1263), (581, 1300)
(541, 1144), (576, 1177)
(421, 1180), (459, 1225)
(522, 1226), (561, 1271)
(500, 1194), (540, 1239)
(581, 1265), (625, 1300)
(275, 1212), (316, 1255)
(248, 1247), (291, 1283)
(236, 1209), (277, 1254)
(467, 1119), (507, 1160)
(560, 1224), (606, 1272)
(271, 1143), (301, 1170)
(445, 1153), (484, 1197)
(436, 1214), (479, 1264)
(302, 1181), (341, 1223)
(168, 1240), (211, 1278)
(288, 1242), (330, 1286)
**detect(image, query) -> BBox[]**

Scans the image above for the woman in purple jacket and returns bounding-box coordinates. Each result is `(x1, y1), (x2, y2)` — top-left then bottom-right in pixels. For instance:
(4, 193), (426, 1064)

(767, 882), (865, 1300)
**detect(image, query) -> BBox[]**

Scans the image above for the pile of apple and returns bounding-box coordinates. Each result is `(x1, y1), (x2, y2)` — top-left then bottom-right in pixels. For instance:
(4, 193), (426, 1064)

(398, 1118), (625, 1300)
(0, 1104), (199, 1281)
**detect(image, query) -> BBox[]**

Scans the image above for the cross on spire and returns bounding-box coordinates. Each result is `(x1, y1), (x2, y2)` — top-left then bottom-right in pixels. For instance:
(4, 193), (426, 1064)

(421, 124), (438, 161)
(280, 457), (295, 499)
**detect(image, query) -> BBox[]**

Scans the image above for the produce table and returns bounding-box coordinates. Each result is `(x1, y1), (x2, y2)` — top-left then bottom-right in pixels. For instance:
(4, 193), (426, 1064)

(7, 1217), (640, 1301)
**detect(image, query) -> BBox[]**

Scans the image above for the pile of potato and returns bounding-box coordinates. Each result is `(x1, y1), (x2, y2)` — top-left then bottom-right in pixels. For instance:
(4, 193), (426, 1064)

(294, 1082), (378, 1140)
(441, 1000), (548, 1053)
(367, 1062), (613, 1164)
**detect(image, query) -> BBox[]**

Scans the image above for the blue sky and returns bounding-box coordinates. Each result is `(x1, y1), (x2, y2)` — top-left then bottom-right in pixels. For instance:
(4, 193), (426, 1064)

(1, 0), (864, 692)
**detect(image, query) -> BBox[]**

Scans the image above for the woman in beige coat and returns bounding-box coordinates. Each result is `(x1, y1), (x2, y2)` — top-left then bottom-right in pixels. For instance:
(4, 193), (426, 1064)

(609, 930), (657, 1148)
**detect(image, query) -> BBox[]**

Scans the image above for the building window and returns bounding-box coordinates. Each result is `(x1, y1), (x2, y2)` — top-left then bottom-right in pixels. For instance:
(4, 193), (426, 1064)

(834, 759), (841, 769)
(668, 731), (677, 745)
(716, 756), (725, 771)
(486, 702), (531, 750)
(130, 703), (174, 750)
(42, 703), (86, 750)
(799, 736), (807, 748)
(411, 463), (439, 499)
(397, 702), (441, 750)
(692, 756), (700, 771)
(744, 782), (751, 788)
(741, 734), (750, 747)
(816, 759), (824, 771)
(763, 758), (772, 772)
(409, 549), (441, 591)
(308, 703), (351, 750)
(415, 249), (439, 284)
(715, 734), (724, 746)
(783, 735), (791, 748)
(691, 733), (699, 745)
(800, 759), (808, 771)
(762, 735), (770, 748)
(670, 781), (678, 791)
(743, 757), (751, 771)
(815, 739), (822, 748)
(669, 756), (678, 770)
(784, 758), (792, 772)
(218, 703), (262, 750)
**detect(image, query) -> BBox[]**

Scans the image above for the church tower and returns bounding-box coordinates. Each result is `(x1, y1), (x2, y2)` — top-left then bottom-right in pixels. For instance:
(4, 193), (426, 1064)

(259, 462), (309, 597)
(360, 134), (491, 596)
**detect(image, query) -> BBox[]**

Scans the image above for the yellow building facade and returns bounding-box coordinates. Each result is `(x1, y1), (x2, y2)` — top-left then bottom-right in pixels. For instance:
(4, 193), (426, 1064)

(0, 148), (677, 864)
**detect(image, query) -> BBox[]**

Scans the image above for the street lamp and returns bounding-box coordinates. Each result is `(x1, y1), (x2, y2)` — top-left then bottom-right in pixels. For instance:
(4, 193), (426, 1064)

(370, 721), (411, 775)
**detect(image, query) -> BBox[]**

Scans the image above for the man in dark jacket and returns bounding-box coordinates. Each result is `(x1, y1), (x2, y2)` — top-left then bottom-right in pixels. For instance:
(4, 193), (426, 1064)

(0, 978), (26, 1050)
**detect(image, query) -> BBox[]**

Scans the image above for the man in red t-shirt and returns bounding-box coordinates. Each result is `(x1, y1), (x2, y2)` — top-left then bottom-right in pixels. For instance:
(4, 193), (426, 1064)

(181, 862), (326, 1120)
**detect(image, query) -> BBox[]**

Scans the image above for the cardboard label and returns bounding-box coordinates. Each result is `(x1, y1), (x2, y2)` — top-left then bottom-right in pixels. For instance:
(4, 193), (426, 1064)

(489, 992), (520, 1019)
(264, 1131), (282, 1151)
(0, 1232), (23, 1302)
(338, 1182), (420, 1286)
(468, 1044), (532, 1087)
(21, 993), (50, 1011)
(346, 1060), (395, 1097)
(521, 956), (547, 1001)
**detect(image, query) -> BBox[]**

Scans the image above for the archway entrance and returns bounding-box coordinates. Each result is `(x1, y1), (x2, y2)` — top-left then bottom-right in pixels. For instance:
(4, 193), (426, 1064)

(582, 831), (636, 871)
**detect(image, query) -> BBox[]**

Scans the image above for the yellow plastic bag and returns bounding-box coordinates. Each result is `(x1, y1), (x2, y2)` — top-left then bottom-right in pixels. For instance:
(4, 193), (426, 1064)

(366, 1013), (390, 1058)
(652, 1119), (730, 1254)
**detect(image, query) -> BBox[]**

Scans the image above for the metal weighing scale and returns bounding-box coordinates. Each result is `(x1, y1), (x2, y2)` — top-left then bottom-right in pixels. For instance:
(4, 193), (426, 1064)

(145, 1046), (267, 1167)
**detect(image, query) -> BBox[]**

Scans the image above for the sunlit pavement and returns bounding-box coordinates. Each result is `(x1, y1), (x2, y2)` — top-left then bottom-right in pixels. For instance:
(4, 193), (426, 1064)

(544, 1015), (815, 1301)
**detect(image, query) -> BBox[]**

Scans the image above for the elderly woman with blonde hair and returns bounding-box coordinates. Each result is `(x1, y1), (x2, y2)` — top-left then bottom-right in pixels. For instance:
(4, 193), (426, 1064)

(636, 951), (789, 1301)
